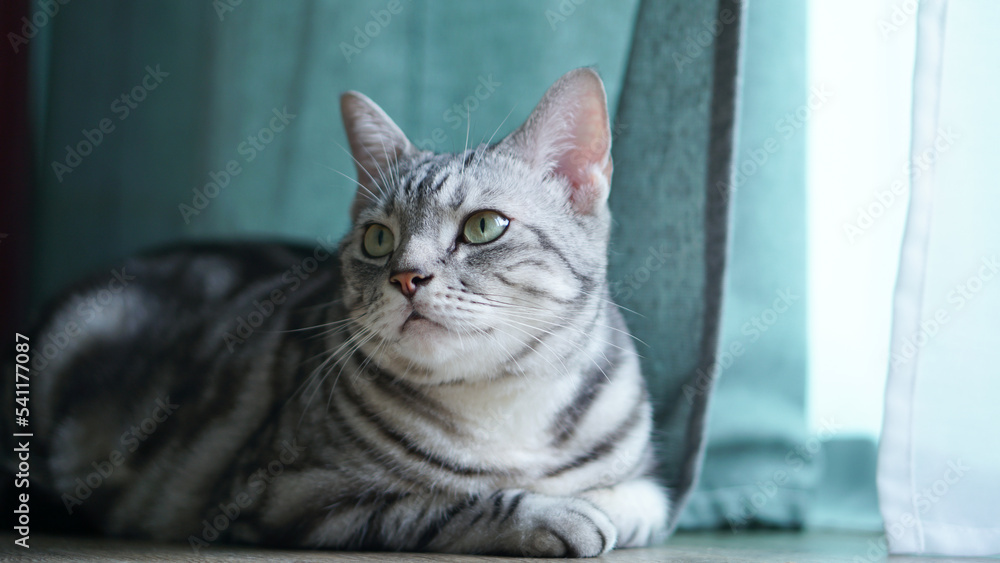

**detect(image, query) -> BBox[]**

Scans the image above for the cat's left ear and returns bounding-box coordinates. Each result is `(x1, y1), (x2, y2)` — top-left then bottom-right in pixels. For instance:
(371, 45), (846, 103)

(341, 91), (418, 219)
(502, 68), (613, 215)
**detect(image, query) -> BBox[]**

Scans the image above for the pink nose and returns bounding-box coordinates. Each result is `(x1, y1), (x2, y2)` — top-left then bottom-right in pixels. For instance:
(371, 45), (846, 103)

(390, 270), (431, 297)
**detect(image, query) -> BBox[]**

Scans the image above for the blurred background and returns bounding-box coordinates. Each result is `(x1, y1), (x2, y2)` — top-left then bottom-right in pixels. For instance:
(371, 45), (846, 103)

(2, 0), (995, 547)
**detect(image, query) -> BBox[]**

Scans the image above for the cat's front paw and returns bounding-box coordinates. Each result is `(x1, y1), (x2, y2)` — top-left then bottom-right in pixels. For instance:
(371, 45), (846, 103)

(421, 490), (617, 557)
(578, 477), (670, 548)
(518, 496), (617, 557)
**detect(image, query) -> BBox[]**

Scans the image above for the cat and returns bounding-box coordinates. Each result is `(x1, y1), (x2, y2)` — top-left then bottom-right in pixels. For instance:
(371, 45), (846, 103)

(19, 68), (669, 557)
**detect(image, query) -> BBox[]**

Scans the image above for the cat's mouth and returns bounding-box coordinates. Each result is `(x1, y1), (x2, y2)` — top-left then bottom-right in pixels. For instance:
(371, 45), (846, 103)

(402, 310), (446, 331)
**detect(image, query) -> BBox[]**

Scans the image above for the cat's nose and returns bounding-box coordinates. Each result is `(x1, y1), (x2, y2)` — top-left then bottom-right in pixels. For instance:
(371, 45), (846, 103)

(389, 269), (432, 298)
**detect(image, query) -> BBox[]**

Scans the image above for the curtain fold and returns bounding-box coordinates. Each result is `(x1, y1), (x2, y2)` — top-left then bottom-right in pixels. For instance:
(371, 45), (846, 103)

(878, 0), (1000, 555)
(607, 0), (742, 532)
(674, 0), (818, 530)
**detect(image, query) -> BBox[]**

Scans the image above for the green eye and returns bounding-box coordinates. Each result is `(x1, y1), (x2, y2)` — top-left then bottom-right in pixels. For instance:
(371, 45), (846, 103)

(463, 211), (509, 244)
(363, 224), (395, 257)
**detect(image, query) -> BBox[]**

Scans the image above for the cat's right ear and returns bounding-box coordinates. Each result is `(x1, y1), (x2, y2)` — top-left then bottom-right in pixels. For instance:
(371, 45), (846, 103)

(500, 68), (613, 216)
(340, 92), (416, 219)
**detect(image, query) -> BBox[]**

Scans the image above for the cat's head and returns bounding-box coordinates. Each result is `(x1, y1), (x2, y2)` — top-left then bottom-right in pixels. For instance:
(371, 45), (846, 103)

(338, 68), (614, 384)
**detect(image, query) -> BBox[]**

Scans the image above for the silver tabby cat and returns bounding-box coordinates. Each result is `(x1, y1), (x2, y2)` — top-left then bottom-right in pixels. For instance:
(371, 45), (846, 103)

(27, 68), (669, 556)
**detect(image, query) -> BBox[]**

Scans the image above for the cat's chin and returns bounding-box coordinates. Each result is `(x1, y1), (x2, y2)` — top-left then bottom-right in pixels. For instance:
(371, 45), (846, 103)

(394, 313), (455, 357)
(392, 325), (495, 382)
(384, 306), (517, 383)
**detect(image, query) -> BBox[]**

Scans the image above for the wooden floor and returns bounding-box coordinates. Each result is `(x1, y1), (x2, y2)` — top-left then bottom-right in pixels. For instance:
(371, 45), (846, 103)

(2, 531), (996, 562)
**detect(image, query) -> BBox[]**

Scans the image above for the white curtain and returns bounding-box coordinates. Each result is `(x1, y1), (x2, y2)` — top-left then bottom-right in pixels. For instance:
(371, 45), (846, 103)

(878, 0), (1000, 556)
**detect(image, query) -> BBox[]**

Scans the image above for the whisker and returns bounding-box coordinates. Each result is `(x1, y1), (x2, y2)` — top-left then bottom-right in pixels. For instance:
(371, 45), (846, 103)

(325, 329), (382, 412)
(484, 104), (518, 149)
(491, 318), (569, 379)
(468, 291), (648, 348)
(294, 299), (347, 313)
(476, 322), (529, 380)
(333, 139), (389, 199)
(491, 308), (632, 357)
(317, 161), (381, 204)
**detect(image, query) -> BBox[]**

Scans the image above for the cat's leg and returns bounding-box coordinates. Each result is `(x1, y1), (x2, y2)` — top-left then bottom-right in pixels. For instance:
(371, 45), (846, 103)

(300, 489), (617, 557)
(577, 477), (669, 548)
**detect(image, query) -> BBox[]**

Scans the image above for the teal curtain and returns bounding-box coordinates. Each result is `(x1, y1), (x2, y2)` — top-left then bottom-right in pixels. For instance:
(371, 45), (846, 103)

(677, 0), (814, 528)
(675, 0), (880, 531)
(30, 0), (639, 305)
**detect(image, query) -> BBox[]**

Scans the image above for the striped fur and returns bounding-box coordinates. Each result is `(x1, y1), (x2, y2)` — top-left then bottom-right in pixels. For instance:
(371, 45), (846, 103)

(25, 69), (669, 556)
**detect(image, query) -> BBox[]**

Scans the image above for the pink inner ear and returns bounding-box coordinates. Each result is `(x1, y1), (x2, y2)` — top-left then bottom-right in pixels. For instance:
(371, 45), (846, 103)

(552, 92), (612, 211)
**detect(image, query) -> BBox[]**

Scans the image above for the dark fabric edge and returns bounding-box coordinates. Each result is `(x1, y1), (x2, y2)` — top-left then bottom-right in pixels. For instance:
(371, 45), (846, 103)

(665, 0), (745, 533)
